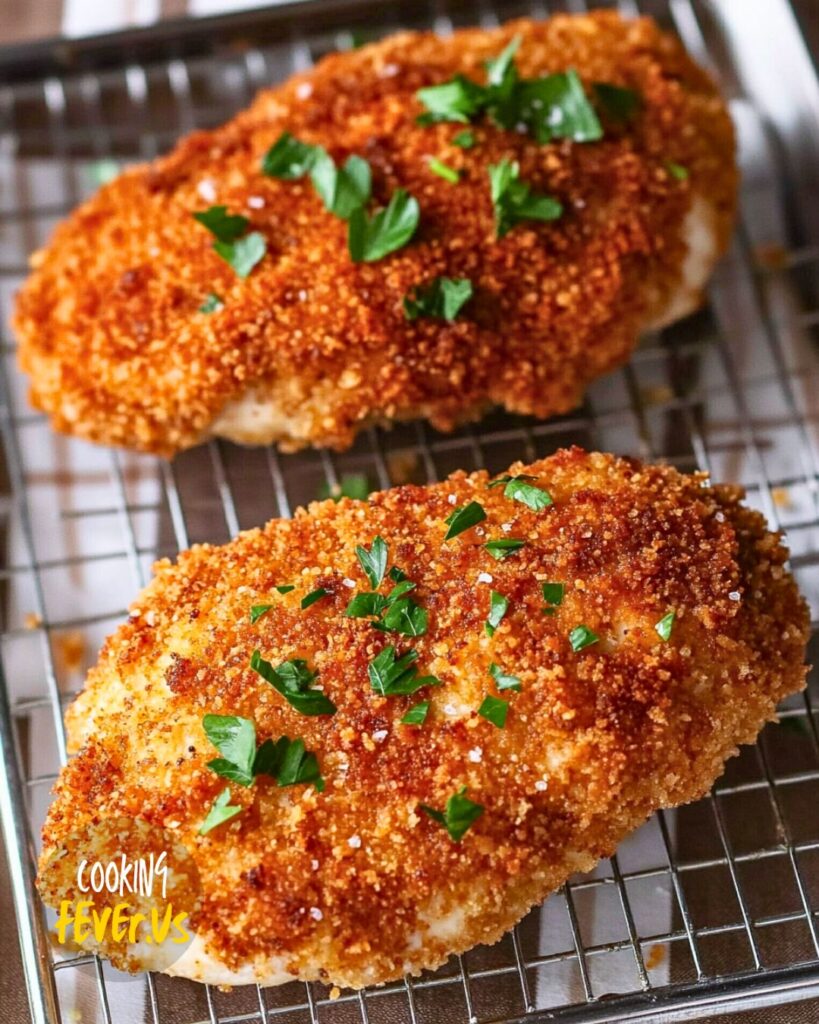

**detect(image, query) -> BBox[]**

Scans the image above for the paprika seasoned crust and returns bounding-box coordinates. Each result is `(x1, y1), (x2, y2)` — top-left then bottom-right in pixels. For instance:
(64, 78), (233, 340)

(38, 449), (807, 989)
(15, 12), (736, 456)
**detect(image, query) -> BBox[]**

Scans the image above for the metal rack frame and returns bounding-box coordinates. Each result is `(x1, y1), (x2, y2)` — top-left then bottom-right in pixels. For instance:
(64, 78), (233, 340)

(0, 1), (818, 1022)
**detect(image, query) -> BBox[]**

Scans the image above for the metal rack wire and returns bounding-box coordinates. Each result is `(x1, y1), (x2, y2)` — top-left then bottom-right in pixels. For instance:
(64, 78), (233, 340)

(0, 0), (818, 1021)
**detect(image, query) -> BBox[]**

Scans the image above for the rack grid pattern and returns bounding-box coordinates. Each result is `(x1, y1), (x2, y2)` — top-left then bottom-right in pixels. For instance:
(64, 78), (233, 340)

(0, 1), (818, 1022)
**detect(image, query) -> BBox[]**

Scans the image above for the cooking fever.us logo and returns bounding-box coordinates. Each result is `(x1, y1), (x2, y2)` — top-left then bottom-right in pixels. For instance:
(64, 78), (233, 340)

(38, 817), (200, 975)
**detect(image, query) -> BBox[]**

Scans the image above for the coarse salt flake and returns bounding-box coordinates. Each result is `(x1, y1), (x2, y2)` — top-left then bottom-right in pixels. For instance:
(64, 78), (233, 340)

(247, 195), (265, 209)
(468, 747), (482, 763)
(728, 591), (741, 602)
(372, 729), (388, 742)
(348, 835), (362, 849)
(309, 907), (323, 921)
(342, 578), (356, 588)
(534, 780), (548, 792)
(447, 494), (457, 505)
(197, 179), (216, 203)
(477, 572), (493, 584)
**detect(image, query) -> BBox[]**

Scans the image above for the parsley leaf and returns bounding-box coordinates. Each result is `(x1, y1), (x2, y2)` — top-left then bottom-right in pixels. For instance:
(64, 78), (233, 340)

(401, 700), (430, 725)
(199, 788), (243, 835)
(666, 161), (689, 182)
(250, 604), (273, 624)
(319, 473), (371, 502)
(404, 276), (473, 322)
(655, 610), (676, 641)
(203, 714), (257, 787)
(251, 651), (337, 715)
(416, 40), (605, 146)
(301, 587), (329, 610)
(452, 129), (476, 149)
(376, 596), (428, 637)
(416, 75), (487, 124)
(275, 584), (295, 594)
(213, 231), (267, 278)
(428, 157), (459, 183)
(348, 188), (420, 263)
(368, 645), (440, 697)
(501, 474), (553, 511)
(489, 661), (521, 692)
(478, 694), (508, 728)
(344, 592), (389, 618)
(444, 500), (487, 540)
(484, 538), (525, 560)
(569, 625), (599, 652)
(262, 132), (322, 179)
(541, 582), (564, 606)
(594, 82), (640, 123)
(193, 205), (249, 243)
(310, 151), (372, 219)
(199, 292), (223, 314)
(419, 786), (484, 842)
(389, 566), (409, 583)
(488, 160), (563, 238)
(356, 535), (388, 590)
(485, 590), (509, 637)
(255, 735), (325, 791)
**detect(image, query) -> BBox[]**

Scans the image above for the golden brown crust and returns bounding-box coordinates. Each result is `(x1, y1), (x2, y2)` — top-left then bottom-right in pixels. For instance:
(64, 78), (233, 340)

(15, 12), (736, 456)
(39, 448), (807, 988)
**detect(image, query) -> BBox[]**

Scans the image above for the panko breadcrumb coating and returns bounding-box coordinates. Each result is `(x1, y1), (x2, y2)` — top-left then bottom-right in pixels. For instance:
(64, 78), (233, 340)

(15, 13), (735, 456)
(38, 448), (807, 989)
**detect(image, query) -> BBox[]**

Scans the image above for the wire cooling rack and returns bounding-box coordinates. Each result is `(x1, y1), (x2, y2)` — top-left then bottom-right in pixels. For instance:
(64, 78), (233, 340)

(0, 0), (818, 1022)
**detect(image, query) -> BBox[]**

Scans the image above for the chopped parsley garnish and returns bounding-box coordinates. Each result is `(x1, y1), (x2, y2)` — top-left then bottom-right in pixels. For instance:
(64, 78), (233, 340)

(250, 651), (336, 715)
(485, 590), (509, 637)
(389, 566), (409, 583)
(356, 535), (388, 589)
(569, 625), (599, 652)
(368, 645), (440, 697)
(262, 133), (371, 219)
(419, 786), (484, 842)
(488, 160), (563, 238)
(401, 700), (430, 725)
(655, 610), (676, 641)
(593, 82), (641, 123)
(200, 788), (242, 835)
(428, 157), (460, 183)
(376, 595), (428, 637)
(416, 38), (610, 146)
(319, 473), (371, 502)
(203, 713), (257, 787)
(348, 188), (420, 263)
(275, 584), (296, 594)
(253, 734), (325, 791)
(492, 473), (553, 511)
(478, 694), (508, 728)
(262, 132), (322, 179)
(444, 500), (487, 540)
(666, 161), (689, 182)
(542, 582), (564, 606)
(403, 276), (473, 322)
(199, 292), (223, 314)
(203, 713), (324, 792)
(489, 661), (521, 692)
(193, 206), (267, 278)
(452, 129), (476, 149)
(484, 538), (525, 560)
(416, 76), (487, 124)
(310, 151), (373, 219)
(345, 592), (389, 618)
(193, 205), (249, 243)
(301, 587), (329, 610)
(250, 604), (273, 624)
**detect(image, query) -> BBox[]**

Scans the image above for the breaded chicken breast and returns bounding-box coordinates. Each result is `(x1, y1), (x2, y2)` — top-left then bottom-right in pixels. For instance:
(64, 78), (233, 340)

(15, 13), (735, 456)
(38, 449), (807, 988)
